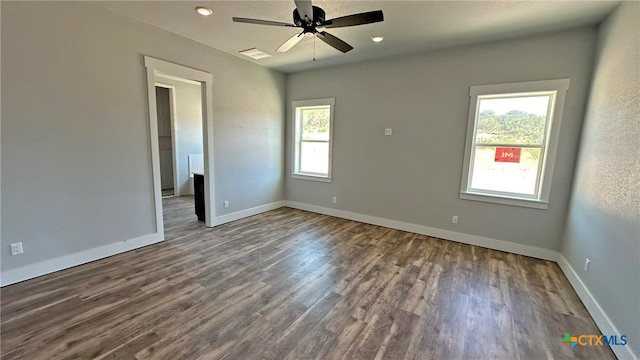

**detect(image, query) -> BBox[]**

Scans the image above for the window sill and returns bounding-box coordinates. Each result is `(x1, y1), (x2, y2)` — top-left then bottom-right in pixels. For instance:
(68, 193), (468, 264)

(292, 173), (332, 183)
(460, 192), (548, 209)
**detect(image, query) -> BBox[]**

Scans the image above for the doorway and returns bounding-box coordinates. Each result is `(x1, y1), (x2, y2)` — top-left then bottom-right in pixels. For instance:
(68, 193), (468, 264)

(155, 77), (204, 201)
(144, 56), (215, 234)
(155, 85), (176, 197)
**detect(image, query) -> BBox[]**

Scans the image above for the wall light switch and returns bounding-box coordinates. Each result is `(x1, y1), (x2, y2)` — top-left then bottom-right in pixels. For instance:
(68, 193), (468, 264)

(384, 128), (392, 136)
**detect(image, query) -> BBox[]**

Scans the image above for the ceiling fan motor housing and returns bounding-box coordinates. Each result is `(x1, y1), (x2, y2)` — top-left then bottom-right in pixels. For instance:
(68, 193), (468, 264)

(294, 6), (325, 30)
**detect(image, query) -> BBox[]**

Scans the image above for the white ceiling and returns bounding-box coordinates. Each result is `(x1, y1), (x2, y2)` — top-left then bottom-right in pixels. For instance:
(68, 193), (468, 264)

(96, 1), (619, 73)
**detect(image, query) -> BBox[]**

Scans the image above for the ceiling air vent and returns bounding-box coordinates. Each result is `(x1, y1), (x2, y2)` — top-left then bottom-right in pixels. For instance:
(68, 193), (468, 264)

(238, 48), (272, 60)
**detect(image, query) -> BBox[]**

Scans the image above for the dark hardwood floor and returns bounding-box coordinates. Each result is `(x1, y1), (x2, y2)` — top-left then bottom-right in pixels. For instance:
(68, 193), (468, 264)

(1, 196), (615, 359)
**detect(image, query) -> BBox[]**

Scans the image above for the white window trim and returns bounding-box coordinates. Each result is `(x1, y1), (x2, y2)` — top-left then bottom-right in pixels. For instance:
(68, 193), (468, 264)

(460, 79), (570, 209)
(292, 98), (335, 183)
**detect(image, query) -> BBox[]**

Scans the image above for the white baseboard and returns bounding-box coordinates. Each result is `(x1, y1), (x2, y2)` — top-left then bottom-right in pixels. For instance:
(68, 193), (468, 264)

(285, 201), (558, 261)
(0, 200), (287, 287)
(213, 200), (286, 226)
(0, 233), (163, 287)
(558, 256), (637, 360)
(3, 199), (632, 359)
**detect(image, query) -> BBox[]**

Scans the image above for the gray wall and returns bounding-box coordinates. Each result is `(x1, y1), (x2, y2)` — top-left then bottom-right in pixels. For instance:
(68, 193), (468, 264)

(562, 2), (640, 357)
(1, 1), (636, 351)
(1, 2), (285, 272)
(155, 76), (203, 196)
(286, 28), (597, 251)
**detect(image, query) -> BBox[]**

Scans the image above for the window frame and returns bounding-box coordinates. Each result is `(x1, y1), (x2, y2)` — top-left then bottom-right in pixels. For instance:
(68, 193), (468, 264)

(460, 79), (570, 209)
(292, 98), (335, 183)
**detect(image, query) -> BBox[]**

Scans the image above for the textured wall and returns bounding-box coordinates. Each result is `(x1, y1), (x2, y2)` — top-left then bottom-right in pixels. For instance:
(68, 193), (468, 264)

(1, 2), (285, 272)
(561, 2), (640, 357)
(286, 28), (597, 251)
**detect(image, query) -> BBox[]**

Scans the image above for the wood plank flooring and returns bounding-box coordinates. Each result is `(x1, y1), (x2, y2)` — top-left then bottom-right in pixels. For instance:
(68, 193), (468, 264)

(1, 196), (615, 359)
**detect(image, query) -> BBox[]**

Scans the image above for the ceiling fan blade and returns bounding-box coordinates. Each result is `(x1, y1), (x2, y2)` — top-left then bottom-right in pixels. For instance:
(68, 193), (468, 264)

(276, 33), (305, 52)
(294, 0), (314, 23)
(322, 10), (384, 28)
(232, 17), (297, 27)
(317, 31), (353, 53)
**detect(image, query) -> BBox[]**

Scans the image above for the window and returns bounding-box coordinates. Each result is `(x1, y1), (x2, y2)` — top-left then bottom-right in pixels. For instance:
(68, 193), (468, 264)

(292, 98), (335, 182)
(460, 79), (570, 209)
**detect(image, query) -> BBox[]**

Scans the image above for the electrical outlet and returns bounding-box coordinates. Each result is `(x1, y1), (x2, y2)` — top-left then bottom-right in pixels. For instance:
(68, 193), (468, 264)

(384, 128), (393, 136)
(584, 258), (591, 272)
(451, 215), (458, 224)
(10, 242), (23, 256)
(332, 197), (337, 204)
(223, 201), (229, 208)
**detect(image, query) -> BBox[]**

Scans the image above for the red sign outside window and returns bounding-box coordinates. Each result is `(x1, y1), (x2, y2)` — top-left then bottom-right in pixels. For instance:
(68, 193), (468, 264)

(495, 147), (521, 163)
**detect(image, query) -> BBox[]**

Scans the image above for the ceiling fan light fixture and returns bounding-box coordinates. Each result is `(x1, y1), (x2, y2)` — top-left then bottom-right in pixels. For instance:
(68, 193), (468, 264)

(195, 6), (213, 16)
(371, 36), (384, 43)
(232, 1), (384, 54)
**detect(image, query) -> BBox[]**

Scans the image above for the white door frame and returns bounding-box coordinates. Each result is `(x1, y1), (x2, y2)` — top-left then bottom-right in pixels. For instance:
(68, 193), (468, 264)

(154, 82), (180, 197)
(144, 56), (215, 230)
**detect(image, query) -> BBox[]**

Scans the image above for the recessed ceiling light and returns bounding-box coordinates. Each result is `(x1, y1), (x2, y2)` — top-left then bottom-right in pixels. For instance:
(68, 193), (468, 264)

(239, 48), (272, 60)
(371, 36), (384, 43)
(195, 6), (213, 16)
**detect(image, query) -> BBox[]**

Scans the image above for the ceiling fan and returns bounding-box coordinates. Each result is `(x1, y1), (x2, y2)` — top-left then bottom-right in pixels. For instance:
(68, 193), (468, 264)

(232, 0), (384, 54)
